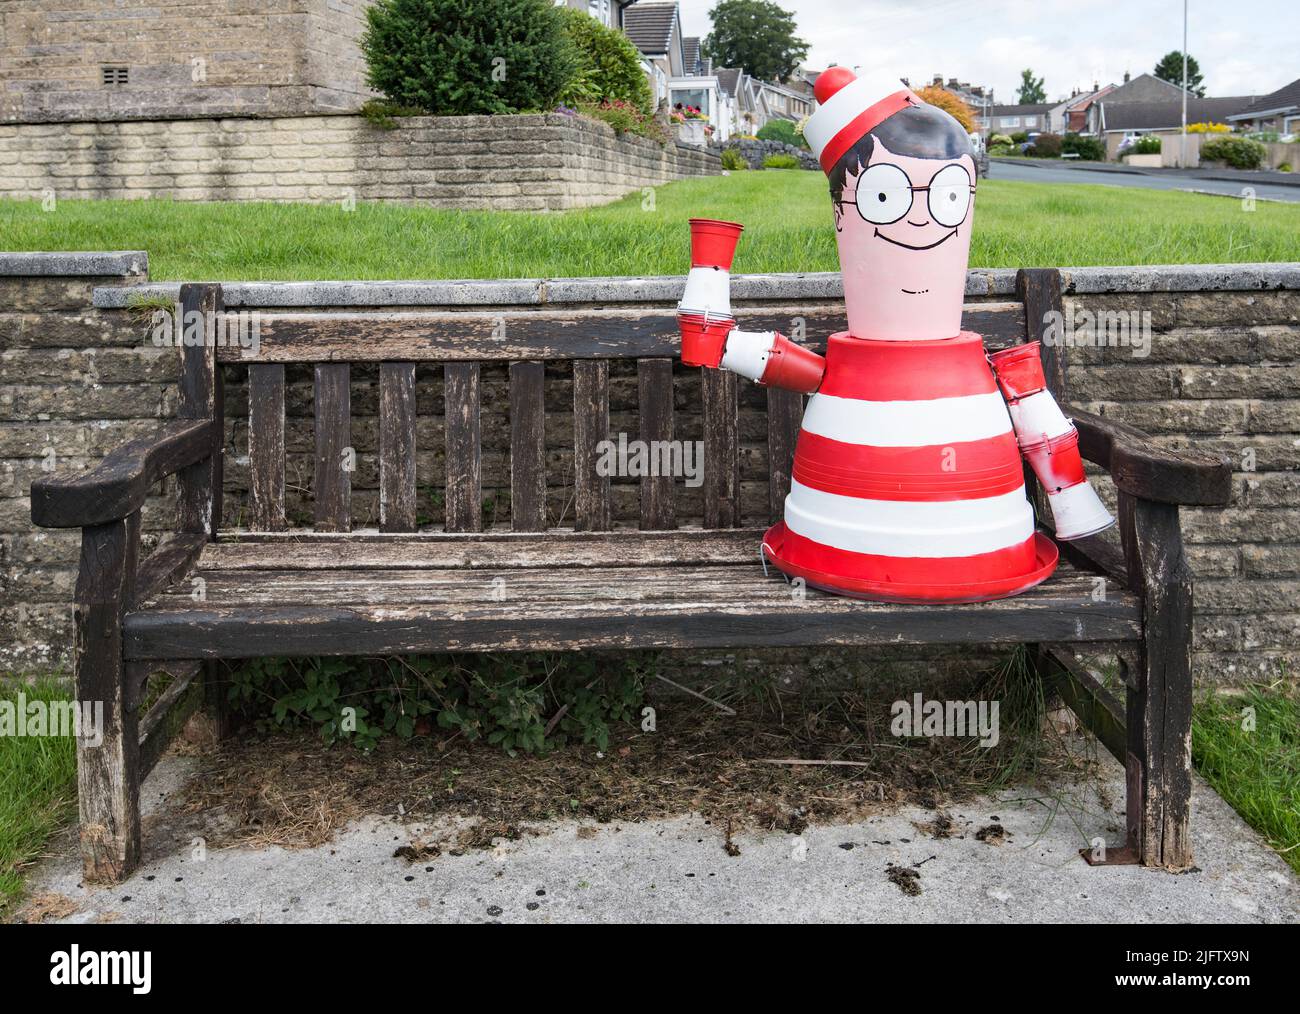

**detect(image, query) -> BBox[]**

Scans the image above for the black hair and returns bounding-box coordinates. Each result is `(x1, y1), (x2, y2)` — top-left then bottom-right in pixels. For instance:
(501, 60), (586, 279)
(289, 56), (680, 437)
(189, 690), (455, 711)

(828, 102), (972, 209)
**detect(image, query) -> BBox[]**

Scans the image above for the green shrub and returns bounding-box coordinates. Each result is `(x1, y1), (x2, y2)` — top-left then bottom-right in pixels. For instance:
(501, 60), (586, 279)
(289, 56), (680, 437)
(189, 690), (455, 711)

(1279, 162), (1294, 173)
(1200, 135), (1268, 169)
(988, 144), (1018, 156)
(1010, 131), (1029, 143)
(558, 8), (652, 113)
(720, 147), (747, 171)
(1061, 132), (1105, 161)
(1027, 132), (1062, 158)
(1131, 135), (1162, 155)
(762, 153), (801, 169)
(359, 99), (425, 130)
(229, 654), (648, 755)
(757, 118), (801, 148)
(989, 133), (1014, 147)
(362, 0), (577, 115)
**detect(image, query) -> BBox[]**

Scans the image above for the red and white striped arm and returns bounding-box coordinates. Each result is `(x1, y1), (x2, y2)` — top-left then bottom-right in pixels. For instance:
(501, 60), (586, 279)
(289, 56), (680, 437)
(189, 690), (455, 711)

(720, 330), (826, 394)
(988, 343), (1115, 541)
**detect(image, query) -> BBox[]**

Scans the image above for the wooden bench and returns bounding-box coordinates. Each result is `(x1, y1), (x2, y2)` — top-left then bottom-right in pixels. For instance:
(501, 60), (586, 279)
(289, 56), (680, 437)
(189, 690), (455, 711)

(31, 270), (1232, 882)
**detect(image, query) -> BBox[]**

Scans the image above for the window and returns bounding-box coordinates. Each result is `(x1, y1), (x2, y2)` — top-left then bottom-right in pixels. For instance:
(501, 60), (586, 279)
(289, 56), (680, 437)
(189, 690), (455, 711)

(671, 89), (709, 115)
(588, 0), (609, 23)
(102, 66), (129, 86)
(1024, 115), (1038, 128)
(999, 116), (1020, 128)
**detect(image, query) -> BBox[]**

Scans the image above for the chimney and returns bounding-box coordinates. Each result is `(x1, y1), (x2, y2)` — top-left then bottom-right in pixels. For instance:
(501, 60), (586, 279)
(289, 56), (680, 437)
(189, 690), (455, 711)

(933, 74), (943, 87)
(947, 77), (959, 88)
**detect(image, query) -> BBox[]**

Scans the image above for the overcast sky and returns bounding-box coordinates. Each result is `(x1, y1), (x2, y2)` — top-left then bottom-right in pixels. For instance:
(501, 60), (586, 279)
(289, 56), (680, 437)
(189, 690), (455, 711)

(674, 0), (1296, 103)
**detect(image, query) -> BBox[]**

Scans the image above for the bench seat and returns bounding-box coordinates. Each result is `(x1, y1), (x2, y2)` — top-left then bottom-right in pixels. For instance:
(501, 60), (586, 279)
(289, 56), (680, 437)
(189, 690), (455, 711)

(123, 529), (1142, 659)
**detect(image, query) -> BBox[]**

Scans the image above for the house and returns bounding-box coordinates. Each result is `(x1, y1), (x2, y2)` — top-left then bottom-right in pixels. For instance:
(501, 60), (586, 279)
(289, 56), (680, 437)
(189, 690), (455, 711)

(1226, 76), (1300, 135)
(622, 2), (732, 140)
(717, 67), (762, 135)
(1047, 84), (1116, 134)
(557, 0), (638, 29)
(753, 79), (815, 123)
(1095, 96), (1260, 161)
(988, 103), (1055, 134)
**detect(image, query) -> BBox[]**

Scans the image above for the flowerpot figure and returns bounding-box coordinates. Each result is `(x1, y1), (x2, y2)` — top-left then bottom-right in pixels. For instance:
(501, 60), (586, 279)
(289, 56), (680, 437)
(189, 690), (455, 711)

(677, 67), (1114, 602)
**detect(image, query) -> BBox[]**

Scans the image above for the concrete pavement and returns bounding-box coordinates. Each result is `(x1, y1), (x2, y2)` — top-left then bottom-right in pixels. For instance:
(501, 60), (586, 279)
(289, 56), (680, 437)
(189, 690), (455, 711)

(20, 745), (1299, 924)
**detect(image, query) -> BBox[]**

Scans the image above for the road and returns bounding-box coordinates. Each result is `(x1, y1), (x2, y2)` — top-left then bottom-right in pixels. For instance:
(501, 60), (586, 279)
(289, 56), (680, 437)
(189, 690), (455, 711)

(991, 159), (1300, 203)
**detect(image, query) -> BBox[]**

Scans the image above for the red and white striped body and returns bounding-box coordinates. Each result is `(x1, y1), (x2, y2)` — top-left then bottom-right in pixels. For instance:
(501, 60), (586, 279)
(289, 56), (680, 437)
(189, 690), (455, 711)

(761, 332), (1058, 602)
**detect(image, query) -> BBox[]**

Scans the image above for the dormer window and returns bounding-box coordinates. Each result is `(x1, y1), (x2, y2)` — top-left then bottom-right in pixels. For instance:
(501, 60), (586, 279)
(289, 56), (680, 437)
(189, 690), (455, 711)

(102, 66), (129, 86)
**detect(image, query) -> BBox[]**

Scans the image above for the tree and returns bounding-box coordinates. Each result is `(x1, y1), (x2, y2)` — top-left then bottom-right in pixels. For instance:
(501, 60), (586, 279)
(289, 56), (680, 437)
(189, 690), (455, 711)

(1016, 69), (1046, 105)
(702, 0), (809, 83)
(915, 85), (975, 133)
(1154, 50), (1206, 97)
(361, 0), (578, 116)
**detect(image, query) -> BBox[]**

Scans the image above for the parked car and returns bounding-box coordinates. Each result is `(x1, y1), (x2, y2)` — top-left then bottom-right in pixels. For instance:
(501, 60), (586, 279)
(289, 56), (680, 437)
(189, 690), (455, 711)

(968, 132), (990, 178)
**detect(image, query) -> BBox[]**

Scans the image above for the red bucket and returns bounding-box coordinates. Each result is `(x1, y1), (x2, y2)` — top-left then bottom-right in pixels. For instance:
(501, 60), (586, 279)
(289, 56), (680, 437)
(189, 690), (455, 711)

(988, 341), (1047, 402)
(689, 218), (744, 269)
(678, 312), (736, 368)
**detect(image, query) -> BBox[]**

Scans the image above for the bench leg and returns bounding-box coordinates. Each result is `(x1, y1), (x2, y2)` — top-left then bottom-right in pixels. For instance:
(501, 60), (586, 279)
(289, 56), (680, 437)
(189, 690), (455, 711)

(203, 659), (237, 740)
(74, 519), (142, 883)
(1120, 494), (1195, 871)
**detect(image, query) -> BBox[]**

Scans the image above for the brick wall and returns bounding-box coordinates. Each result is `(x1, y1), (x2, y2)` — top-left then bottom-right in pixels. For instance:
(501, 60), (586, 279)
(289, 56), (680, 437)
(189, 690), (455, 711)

(0, 0), (376, 123)
(0, 113), (720, 209)
(2, 258), (1296, 684)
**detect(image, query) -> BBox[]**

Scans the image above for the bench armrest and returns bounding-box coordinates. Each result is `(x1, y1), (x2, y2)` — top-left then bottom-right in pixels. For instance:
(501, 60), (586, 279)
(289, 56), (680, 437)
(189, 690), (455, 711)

(1068, 406), (1232, 506)
(31, 420), (217, 528)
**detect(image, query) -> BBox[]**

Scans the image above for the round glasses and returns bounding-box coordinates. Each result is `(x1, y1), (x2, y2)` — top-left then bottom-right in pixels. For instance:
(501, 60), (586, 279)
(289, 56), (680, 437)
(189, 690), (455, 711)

(843, 163), (974, 229)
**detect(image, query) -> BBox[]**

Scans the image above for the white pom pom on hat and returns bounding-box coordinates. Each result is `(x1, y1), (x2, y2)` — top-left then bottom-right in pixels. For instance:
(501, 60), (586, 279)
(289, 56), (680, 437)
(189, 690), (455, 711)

(804, 66), (922, 174)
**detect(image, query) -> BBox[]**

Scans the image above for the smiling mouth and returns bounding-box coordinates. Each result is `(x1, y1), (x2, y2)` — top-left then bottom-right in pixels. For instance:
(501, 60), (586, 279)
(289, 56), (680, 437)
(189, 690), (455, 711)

(874, 228), (958, 251)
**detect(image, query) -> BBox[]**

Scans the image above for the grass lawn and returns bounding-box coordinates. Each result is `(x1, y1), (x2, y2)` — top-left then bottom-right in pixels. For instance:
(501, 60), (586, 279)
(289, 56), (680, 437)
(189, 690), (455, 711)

(1193, 681), (1300, 874)
(2, 171), (1298, 281)
(0, 678), (78, 919)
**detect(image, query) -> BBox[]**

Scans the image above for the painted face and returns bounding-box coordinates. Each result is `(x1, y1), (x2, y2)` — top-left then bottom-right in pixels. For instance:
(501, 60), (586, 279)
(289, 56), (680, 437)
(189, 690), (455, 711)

(834, 137), (976, 341)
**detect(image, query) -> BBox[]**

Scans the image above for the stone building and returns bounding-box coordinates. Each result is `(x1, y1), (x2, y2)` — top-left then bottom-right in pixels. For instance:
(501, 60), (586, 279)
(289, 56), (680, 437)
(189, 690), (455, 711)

(0, 0), (378, 123)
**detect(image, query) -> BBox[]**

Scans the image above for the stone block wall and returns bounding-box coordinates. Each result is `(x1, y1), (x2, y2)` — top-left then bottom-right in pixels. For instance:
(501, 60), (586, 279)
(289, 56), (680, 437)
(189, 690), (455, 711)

(0, 113), (720, 209)
(2, 257), (1297, 686)
(0, 0), (377, 123)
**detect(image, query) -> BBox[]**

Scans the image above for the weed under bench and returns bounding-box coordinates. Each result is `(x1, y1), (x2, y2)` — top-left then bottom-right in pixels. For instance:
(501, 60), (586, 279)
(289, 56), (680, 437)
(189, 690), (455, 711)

(31, 270), (1231, 882)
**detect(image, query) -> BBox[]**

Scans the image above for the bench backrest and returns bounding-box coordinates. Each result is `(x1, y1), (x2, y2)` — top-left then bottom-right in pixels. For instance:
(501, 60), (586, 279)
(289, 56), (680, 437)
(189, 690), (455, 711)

(180, 281), (1045, 536)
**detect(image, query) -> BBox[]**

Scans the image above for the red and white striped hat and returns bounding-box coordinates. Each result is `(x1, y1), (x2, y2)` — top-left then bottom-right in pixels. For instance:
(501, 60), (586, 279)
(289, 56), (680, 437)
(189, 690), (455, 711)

(804, 66), (922, 174)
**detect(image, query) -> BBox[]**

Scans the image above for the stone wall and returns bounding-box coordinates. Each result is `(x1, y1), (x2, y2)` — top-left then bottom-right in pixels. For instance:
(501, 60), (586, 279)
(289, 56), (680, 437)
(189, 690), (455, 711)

(723, 137), (820, 171)
(0, 0), (377, 123)
(2, 256), (1297, 686)
(0, 112), (720, 209)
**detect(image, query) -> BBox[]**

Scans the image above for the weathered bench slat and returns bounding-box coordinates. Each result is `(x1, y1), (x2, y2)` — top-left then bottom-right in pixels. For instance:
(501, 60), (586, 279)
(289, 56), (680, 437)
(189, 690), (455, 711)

(509, 361), (548, 532)
(177, 283), (223, 537)
(313, 363), (351, 532)
(141, 565), (1118, 611)
(248, 363), (286, 531)
(199, 528), (765, 570)
(637, 358), (676, 531)
(444, 362), (482, 533)
(702, 368), (740, 528)
(379, 362), (418, 533)
(124, 581), (1142, 659)
(766, 387), (803, 524)
(573, 360), (611, 531)
(219, 303), (1027, 363)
